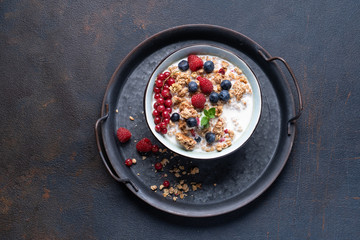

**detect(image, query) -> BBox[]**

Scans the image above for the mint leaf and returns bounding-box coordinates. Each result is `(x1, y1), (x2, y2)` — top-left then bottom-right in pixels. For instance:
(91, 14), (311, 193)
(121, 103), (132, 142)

(201, 116), (209, 127)
(203, 109), (209, 117)
(208, 108), (216, 118)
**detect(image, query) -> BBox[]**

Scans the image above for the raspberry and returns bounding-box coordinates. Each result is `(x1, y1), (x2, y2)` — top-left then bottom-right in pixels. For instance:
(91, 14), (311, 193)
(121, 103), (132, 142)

(197, 76), (213, 94)
(116, 127), (131, 143)
(188, 55), (203, 71)
(136, 138), (152, 152)
(191, 93), (206, 109)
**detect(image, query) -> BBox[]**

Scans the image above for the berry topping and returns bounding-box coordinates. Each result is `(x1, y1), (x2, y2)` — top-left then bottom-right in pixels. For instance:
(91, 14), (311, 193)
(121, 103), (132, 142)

(156, 97), (165, 105)
(154, 93), (160, 99)
(153, 86), (161, 93)
(186, 117), (198, 127)
(190, 129), (196, 136)
(160, 122), (167, 129)
(116, 127), (132, 143)
(163, 117), (170, 125)
(162, 111), (170, 119)
(165, 107), (172, 113)
(164, 99), (172, 107)
(197, 76), (213, 94)
(136, 138), (152, 152)
(178, 60), (189, 71)
(205, 132), (216, 144)
(161, 89), (171, 99)
(155, 79), (163, 88)
(188, 81), (198, 93)
(220, 80), (232, 90)
(155, 124), (161, 132)
(152, 144), (159, 153)
(157, 105), (165, 112)
(167, 77), (175, 86)
(170, 113), (180, 122)
(203, 61), (214, 73)
(154, 117), (161, 124)
(163, 180), (170, 188)
(161, 128), (168, 134)
(153, 102), (159, 109)
(154, 162), (163, 171)
(218, 68), (225, 74)
(125, 158), (133, 167)
(195, 136), (201, 143)
(163, 71), (170, 78)
(191, 93), (206, 109)
(219, 90), (230, 102)
(209, 92), (219, 103)
(157, 73), (166, 81)
(188, 55), (203, 71)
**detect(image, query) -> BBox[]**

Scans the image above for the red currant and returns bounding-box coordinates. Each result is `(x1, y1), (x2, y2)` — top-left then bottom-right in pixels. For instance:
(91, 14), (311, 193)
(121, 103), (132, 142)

(218, 68), (225, 75)
(163, 84), (169, 90)
(158, 73), (166, 81)
(163, 118), (170, 125)
(161, 89), (170, 98)
(164, 99), (172, 107)
(163, 180), (170, 188)
(152, 110), (160, 116)
(157, 97), (164, 105)
(154, 117), (161, 124)
(153, 86), (161, 93)
(155, 124), (161, 132)
(165, 107), (172, 113)
(154, 93), (160, 99)
(163, 71), (170, 78)
(153, 102), (159, 109)
(224, 129), (228, 133)
(162, 111), (170, 119)
(155, 79), (163, 88)
(157, 105), (165, 112)
(152, 144), (159, 153)
(154, 162), (163, 170)
(125, 158), (132, 167)
(167, 77), (175, 86)
(160, 122), (167, 129)
(161, 128), (167, 134)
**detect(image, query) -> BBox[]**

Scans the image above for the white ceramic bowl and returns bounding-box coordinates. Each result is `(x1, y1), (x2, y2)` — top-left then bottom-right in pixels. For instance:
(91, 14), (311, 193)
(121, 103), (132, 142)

(144, 45), (262, 159)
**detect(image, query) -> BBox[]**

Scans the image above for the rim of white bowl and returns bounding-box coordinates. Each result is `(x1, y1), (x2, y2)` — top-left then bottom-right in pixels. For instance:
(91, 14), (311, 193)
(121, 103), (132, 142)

(144, 44), (262, 159)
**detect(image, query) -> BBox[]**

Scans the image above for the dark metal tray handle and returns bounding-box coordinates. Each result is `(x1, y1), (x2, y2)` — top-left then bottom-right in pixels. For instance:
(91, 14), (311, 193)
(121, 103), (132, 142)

(259, 50), (303, 135)
(95, 106), (138, 192)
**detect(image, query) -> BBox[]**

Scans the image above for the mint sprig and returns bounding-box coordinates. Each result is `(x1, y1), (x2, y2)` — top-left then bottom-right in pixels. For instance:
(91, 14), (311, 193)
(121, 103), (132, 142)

(201, 108), (216, 128)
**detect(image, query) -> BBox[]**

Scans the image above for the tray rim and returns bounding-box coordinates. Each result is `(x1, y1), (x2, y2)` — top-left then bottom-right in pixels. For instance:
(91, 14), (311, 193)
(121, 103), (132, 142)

(97, 24), (298, 217)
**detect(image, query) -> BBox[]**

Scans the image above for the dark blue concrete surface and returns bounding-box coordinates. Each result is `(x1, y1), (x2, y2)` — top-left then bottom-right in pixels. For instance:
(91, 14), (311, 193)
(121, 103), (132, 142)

(1, 0), (359, 239)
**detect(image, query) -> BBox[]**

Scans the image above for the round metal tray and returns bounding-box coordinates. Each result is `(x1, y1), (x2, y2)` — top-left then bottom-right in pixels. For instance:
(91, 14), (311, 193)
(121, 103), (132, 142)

(95, 24), (302, 217)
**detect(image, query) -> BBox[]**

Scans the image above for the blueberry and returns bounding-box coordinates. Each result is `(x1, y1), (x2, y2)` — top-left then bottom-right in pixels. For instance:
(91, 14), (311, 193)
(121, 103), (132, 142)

(205, 132), (216, 143)
(209, 92), (219, 103)
(186, 117), (197, 127)
(195, 136), (201, 143)
(220, 80), (232, 90)
(188, 81), (198, 93)
(219, 90), (230, 102)
(170, 113), (180, 122)
(178, 60), (189, 71)
(203, 61), (214, 73)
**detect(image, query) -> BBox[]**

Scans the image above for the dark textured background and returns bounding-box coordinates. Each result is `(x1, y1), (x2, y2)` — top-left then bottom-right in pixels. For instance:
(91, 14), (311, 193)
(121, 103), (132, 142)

(1, 0), (359, 239)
